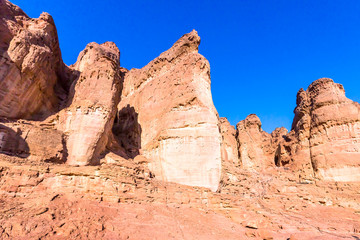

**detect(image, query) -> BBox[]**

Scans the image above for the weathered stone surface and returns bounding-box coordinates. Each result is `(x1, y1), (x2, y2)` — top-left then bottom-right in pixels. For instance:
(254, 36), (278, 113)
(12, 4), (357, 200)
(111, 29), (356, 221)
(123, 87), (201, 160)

(219, 117), (241, 185)
(0, 119), (64, 162)
(220, 117), (239, 165)
(1, 155), (359, 239)
(56, 42), (122, 166)
(1, 2), (360, 239)
(236, 115), (288, 170)
(276, 78), (360, 181)
(0, 0), (67, 120)
(117, 30), (222, 191)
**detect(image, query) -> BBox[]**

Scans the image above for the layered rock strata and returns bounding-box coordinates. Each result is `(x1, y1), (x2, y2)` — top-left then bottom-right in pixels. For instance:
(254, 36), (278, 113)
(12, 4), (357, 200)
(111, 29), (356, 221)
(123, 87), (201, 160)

(117, 30), (222, 191)
(276, 78), (360, 181)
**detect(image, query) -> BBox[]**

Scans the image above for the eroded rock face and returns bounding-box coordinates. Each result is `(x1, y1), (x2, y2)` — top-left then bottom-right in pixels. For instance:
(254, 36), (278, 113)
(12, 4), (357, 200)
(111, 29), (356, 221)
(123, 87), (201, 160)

(219, 117), (240, 185)
(277, 78), (360, 181)
(117, 30), (222, 191)
(220, 117), (239, 166)
(236, 114), (287, 170)
(0, 0), (67, 120)
(236, 114), (272, 169)
(56, 42), (122, 166)
(0, 120), (64, 162)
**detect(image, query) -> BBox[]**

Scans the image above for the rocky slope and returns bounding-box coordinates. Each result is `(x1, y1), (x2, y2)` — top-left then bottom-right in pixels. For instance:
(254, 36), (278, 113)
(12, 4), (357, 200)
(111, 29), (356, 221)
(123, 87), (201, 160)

(0, 0), (360, 239)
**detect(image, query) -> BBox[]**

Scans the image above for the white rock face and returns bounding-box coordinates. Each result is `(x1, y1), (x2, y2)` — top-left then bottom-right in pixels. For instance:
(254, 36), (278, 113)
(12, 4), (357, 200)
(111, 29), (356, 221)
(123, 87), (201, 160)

(117, 30), (222, 191)
(57, 42), (121, 166)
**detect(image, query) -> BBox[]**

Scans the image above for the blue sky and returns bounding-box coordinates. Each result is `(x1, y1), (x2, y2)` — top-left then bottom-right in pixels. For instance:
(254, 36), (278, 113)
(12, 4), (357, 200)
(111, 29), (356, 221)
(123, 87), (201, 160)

(11, 0), (360, 133)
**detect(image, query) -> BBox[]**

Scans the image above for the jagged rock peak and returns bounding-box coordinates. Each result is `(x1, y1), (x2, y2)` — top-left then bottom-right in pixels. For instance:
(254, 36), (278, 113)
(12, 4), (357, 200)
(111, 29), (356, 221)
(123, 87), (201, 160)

(278, 78), (360, 181)
(0, 0), (67, 120)
(72, 41), (120, 71)
(0, 0), (28, 20)
(118, 29), (221, 191)
(158, 29), (201, 61)
(307, 77), (343, 92)
(57, 41), (122, 166)
(237, 114), (262, 131)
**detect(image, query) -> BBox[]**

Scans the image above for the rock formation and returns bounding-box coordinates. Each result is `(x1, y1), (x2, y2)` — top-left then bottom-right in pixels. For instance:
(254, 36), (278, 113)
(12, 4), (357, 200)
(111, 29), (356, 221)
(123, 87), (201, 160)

(219, 117), (240, 185)
(116, 30), (222, 191)
(0, 1), (360, 239)
(236, 114), (286, 169)
(0, 120), (64, 162)
(0, 0), (68, 120)
(56, 42), (122, 166)
(276, 78), (360, 181)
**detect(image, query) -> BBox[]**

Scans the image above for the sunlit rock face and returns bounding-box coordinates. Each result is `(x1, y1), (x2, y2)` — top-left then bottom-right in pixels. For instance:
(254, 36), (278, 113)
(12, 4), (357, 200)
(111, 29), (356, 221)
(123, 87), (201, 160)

(0, 0), (68, 120)
(118, 30), (222, 191)
(236, 114), (287, 170)
(220, 117), (240, 167)
(277, 78), (360, 181)
(57, 42), (122, 166)
(218, 117), (241, 186)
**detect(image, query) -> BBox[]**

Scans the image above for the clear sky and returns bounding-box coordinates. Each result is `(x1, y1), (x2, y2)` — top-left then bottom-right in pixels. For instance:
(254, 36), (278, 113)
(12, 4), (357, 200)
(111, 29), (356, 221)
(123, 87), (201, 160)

(11, 0), (360, 133)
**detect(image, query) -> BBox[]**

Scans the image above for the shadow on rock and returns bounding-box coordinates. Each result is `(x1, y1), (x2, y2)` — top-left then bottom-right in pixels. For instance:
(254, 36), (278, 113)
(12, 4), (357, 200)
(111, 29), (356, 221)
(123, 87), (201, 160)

(0, 124), (30, 158)
(112, 105), (142, 159)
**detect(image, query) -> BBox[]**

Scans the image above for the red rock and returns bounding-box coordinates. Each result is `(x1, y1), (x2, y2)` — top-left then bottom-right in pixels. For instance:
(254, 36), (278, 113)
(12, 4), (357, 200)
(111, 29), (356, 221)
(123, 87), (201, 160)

(0, 120), (64, 162)
(0, 0), (68, 120)
(0, 2), (360, 240)
(236, 114), (286, 169)
(220, 117), (240, 167)
(277, 78), (360, 181)
(258, 229), (274, 240)
(116, 30), (222, 191)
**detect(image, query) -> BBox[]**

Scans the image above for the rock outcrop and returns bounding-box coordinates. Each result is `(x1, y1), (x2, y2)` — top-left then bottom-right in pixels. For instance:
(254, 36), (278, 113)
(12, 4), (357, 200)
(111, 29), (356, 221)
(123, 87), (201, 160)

(56, 42), (122, 166)
(236, 114), (286, 169)
(116, 30), (222, 191)
(276, 78), (360, 181)
(0, 120), (64, 162)
(0, 0), (67, 120)
(219, 117), (240, 185)
(1, 1), (360, 239)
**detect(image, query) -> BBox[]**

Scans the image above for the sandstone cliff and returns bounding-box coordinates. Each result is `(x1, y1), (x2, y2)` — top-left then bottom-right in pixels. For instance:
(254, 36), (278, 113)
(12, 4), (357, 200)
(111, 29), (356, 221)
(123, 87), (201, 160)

(116, 30), (222, 191)
(56, 42), (122, 166)
(0, 1), (360, 239)
(276, 78), (360, 181)
(218, 117), (241, 187)
(0, 0), (68, 120)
